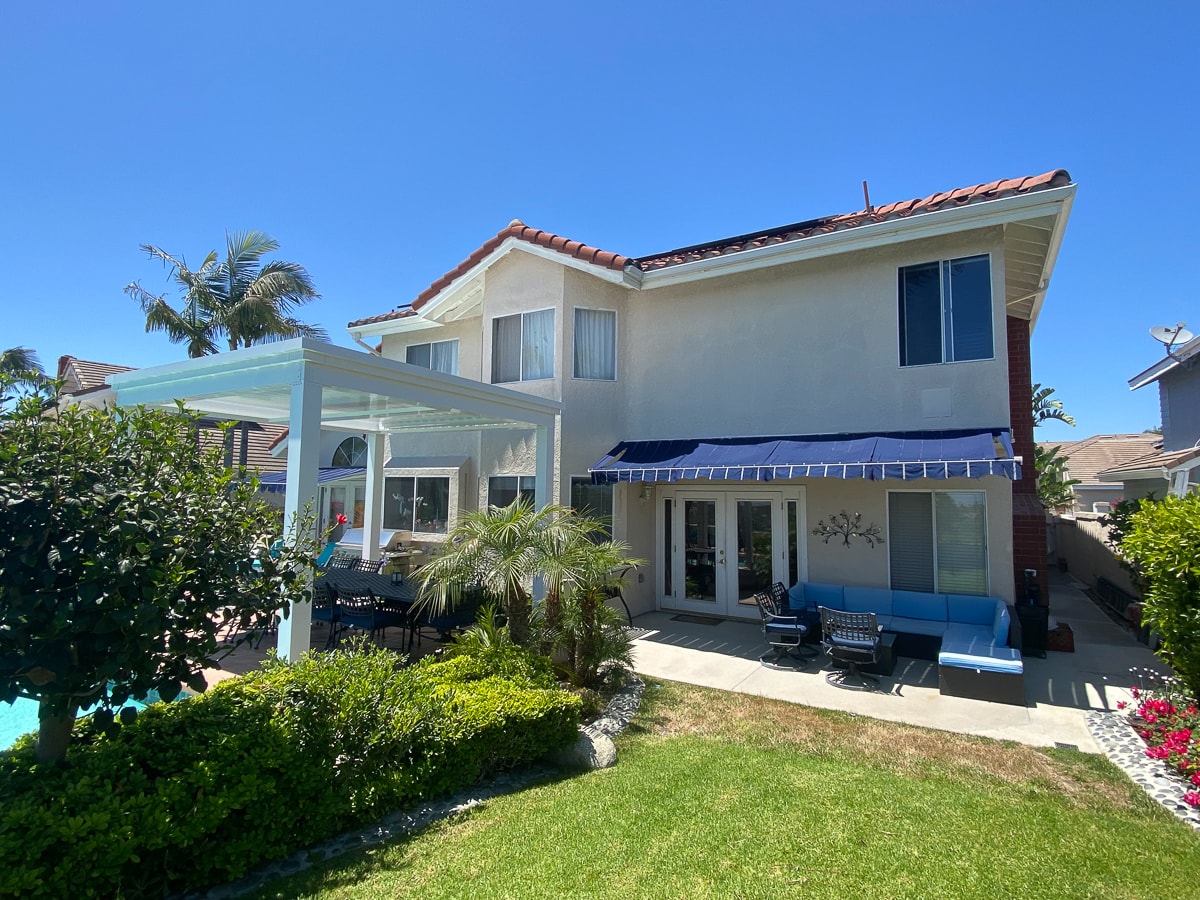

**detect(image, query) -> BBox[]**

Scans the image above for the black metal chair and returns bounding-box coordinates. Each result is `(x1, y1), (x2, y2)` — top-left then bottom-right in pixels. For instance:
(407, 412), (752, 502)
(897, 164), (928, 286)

(327, 553), (355, 570)
(753, 589), (816, 669)
(335, 590), (411, 647)
(348, 557), (386, 574)
(819, 607), (883, 690)
(311, 581), (341, 649)
(410, 585), (486, 648)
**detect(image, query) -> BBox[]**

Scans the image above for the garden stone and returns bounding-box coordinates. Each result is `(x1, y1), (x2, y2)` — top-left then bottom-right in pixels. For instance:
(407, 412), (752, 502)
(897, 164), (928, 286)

(546, 723), (618, 770)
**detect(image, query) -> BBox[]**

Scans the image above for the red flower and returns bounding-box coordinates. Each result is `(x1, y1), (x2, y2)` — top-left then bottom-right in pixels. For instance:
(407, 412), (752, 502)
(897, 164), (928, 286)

(1117, 701), (1127, 710)
(335, 513), (348, 525)
(1184, 791), (1200, 808)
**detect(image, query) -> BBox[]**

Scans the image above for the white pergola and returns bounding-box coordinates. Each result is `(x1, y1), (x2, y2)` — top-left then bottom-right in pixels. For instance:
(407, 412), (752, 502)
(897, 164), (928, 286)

(108, 338), (561, 660)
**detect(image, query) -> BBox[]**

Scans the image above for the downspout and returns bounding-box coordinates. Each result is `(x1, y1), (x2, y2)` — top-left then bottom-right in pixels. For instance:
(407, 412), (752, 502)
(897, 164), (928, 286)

(351, 332), (383, 356)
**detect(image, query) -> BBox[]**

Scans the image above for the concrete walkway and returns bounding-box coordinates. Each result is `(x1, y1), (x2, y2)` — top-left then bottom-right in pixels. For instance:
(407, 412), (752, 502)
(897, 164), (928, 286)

(630, 570), (1170, 753)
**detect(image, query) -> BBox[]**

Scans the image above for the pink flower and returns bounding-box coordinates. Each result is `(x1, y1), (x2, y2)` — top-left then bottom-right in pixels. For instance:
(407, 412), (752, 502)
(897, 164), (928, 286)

(1132, 686), (1141, 699)
(1192, 772), (1200, 786)
(1184, 792), (1200, 808)
(1117, 701), (1127, 710)
(1147, 746), (1171, 759)
(335, 513), (348, 525)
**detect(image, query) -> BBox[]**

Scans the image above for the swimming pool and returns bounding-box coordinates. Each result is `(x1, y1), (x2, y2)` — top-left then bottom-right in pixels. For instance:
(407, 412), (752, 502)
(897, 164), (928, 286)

(1, 692), (166, 750)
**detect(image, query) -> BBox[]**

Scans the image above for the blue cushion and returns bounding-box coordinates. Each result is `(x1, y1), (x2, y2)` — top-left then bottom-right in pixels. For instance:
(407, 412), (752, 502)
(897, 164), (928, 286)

(804, 583), (845, 611)
(765, 622), (806, 637)
(827, 635), (878, 652)
(843, 587), (893, 617)
(992, 602), (1011, 646)
(946, 594), (996, 626)
(893, 590), (947, 622)
(939, 633), (1023, 675)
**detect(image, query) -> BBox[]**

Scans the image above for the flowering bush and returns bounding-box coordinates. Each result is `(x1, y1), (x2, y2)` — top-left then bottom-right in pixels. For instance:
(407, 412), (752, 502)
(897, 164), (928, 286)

(1122, 667), (1200, 807)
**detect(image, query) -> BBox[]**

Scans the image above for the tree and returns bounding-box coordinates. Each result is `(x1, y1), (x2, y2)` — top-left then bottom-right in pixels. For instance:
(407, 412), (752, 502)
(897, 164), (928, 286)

(1035, 444), (1080, 511)
(1118, 494), (1200, 699)
(1032, 382), (1076, 427)
(417, 499), (642, 658)
(0, 346), (44, 379)
(0, 377), (317, 763)
(125, 230), (328, 357)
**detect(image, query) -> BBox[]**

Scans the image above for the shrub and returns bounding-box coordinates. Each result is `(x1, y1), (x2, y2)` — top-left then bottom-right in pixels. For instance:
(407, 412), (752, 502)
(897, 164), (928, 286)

(1117, 494), (1200, 697)
(0, 645), (580, 899)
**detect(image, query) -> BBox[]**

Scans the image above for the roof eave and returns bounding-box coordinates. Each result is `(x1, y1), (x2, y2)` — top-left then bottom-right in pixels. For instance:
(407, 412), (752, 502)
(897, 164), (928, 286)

(636, 184), (1077, 291)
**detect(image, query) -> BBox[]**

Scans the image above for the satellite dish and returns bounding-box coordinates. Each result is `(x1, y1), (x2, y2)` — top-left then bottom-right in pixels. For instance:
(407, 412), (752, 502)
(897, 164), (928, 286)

(1151, 323), (1193, 346)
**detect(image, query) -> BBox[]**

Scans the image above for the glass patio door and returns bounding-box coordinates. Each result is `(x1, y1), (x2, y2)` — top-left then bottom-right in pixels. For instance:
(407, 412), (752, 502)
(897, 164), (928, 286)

(669, 491), (785, 617)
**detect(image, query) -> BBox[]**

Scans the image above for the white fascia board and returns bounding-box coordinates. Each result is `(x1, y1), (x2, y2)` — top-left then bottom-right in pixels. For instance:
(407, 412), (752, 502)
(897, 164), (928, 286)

(1096, 467), (1166, 483)
(348, 239), (628, 341)
(1128, 336), (1200, 390)
(1026, 187), (1076, 331)
(636, 186), (1077, 291)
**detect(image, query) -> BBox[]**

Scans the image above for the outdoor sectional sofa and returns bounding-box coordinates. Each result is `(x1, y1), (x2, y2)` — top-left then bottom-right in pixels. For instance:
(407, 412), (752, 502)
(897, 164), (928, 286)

(786, 582), (1026, 705)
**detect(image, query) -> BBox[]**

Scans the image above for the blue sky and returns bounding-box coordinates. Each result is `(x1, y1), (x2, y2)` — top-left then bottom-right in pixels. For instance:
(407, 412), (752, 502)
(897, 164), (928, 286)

(2, 3), (1196, 444)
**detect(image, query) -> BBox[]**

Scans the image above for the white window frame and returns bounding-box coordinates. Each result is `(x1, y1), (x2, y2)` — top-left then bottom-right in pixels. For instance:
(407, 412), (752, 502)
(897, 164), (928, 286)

(405, 338), (459, 375)
(898, 253), (994, 368)
(331, 436), (368, 467)
(488, 474), (536, 509)
(572, 307), (617, 382)
(886, 489), (989, 595)
(492, 308), (555, 383)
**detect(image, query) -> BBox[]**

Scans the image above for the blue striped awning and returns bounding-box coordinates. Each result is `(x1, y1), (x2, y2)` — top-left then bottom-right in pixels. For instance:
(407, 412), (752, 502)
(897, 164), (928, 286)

(255, 467), (366, 494)
(589, 430), (1019, 484)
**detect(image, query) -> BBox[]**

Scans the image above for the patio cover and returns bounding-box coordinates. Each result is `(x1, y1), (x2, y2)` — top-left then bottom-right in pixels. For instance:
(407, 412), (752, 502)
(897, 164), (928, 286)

(589, 429), (1019, 483)
(109, 338), (561, 661)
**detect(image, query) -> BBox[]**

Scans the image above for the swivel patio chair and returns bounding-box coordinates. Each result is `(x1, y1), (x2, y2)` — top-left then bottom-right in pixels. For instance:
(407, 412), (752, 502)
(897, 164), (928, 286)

(819, 606), (883, 690)
(753, 589), (817, 669)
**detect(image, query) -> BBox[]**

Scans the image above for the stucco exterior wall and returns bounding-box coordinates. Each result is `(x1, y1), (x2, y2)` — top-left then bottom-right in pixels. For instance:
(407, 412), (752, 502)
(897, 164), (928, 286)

(621, 229), (1009, 440)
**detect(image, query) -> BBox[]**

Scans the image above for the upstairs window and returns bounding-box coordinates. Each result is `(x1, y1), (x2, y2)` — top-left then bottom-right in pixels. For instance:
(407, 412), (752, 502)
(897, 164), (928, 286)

(898, 254), (993, 366)
(406, 339), (459, 375)
(488, 475), (536, 509)
(493, 309), (554, 383)
(573, 308), (616, 380)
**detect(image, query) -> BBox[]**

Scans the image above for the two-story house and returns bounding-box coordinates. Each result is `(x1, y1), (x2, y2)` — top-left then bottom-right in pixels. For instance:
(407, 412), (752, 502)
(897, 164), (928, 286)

(334, 169), (1076, 617)
(1098, 334), (1200, 498)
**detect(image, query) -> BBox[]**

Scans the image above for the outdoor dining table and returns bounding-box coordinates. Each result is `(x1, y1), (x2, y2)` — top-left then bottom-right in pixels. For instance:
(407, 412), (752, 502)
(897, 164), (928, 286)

(315, 567), (419, 604)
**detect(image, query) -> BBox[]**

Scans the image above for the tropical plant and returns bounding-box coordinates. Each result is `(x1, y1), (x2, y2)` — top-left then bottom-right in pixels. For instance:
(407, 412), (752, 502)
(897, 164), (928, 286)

(0, 346), (44, 379)
(1032, 382), (1076, 427)
(0, 376), (319, 763)
(124, 230), (328, 357)
(1034, 444), (1080, 511)
(1117, 493), (1200, 698)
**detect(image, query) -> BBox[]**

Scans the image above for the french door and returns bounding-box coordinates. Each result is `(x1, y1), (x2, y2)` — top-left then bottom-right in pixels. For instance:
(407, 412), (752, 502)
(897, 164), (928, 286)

(662, 490), (798, 617)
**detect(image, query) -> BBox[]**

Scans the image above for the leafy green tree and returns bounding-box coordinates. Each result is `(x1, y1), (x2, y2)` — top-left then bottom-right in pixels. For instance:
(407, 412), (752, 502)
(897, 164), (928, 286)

(1119, 494), (1200, 698)
(125, 230), (328, 357)
(1035, 444), (1080, 511)
(0, 346), (44, 379)
(1032, 383), (1076, 427)
(0, 377), (317, 763)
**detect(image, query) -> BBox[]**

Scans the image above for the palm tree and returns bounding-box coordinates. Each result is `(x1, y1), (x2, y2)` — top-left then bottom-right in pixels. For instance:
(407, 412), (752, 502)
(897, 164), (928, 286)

(0, 346), (44, 379)
(125, 231), (328, 357)
(1032, 383), (1076, 427)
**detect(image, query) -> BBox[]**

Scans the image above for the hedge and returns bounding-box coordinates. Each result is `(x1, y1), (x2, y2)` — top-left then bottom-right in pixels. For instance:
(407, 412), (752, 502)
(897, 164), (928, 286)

(0, 644), (580, 899)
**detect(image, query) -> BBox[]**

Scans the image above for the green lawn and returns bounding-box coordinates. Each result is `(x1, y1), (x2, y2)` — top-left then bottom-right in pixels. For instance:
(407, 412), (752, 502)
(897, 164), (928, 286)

(251, 681), (1200, 900)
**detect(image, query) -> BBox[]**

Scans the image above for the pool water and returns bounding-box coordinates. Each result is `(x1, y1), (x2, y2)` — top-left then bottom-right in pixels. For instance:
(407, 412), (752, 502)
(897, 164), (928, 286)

(1, 692), (167, 750)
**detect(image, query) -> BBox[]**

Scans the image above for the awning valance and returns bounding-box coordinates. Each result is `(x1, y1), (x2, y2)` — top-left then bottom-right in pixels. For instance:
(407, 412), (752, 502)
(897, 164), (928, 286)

(256, 467), (366, 494)
(589, 429), (1019, 484)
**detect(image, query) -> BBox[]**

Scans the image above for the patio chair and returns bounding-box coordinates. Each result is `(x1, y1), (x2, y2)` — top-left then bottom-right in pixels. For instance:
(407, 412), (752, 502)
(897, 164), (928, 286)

(311, 580), (341, 649)
(410, 585), (486, 648)
(335, 590), (410, 647)
(327, 552), (355, 570)
(348, 557), (387, 574)
(819, 606), (883, 690)
(753, 589), (816, 669)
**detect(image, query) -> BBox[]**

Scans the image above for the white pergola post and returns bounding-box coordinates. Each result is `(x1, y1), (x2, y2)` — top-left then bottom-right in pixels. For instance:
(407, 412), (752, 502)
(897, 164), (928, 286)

(278, 376), (322, 661)
(362, 432), (386, 561)
(534, 418), (557, 510)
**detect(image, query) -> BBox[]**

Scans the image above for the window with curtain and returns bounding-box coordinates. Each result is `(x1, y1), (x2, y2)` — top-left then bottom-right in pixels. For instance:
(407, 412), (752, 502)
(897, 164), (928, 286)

(488, 475), (536, 509)
(573, 307), (616, 380)
(898, 254), (993, 366)
(492, 309), (554, 382)
(406, 339), (459, 375)
(888, 491), (987, 594)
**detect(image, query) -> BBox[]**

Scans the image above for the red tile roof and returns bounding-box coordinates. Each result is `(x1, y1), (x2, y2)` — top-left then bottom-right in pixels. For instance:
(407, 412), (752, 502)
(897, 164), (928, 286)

(349, 169), (1071, 328)
(348, 220), (633, 328)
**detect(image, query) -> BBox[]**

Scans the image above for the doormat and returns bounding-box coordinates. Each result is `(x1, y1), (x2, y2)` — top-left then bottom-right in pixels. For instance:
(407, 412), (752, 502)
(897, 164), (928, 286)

(1047, 623), (1075, 652)
(670, 614), (723, 626)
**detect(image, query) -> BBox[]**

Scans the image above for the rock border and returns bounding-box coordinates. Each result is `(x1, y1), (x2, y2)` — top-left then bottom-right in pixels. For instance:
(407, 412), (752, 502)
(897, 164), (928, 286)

(191, 677), (645, 899)
(1086, 710), (1200, 832)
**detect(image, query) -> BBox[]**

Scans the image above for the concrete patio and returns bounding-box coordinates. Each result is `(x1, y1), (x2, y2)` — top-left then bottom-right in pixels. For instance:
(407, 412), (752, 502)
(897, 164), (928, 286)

(629, 569), (1169, 753)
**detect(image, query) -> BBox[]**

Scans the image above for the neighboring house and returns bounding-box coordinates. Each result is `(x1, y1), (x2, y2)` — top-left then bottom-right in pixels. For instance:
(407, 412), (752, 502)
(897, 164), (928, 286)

(56, 355), (288, 478)
(1038, 434), (1161, 513)
(335, 169), (1076, 616)
(1098, 336), (1200, 499)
